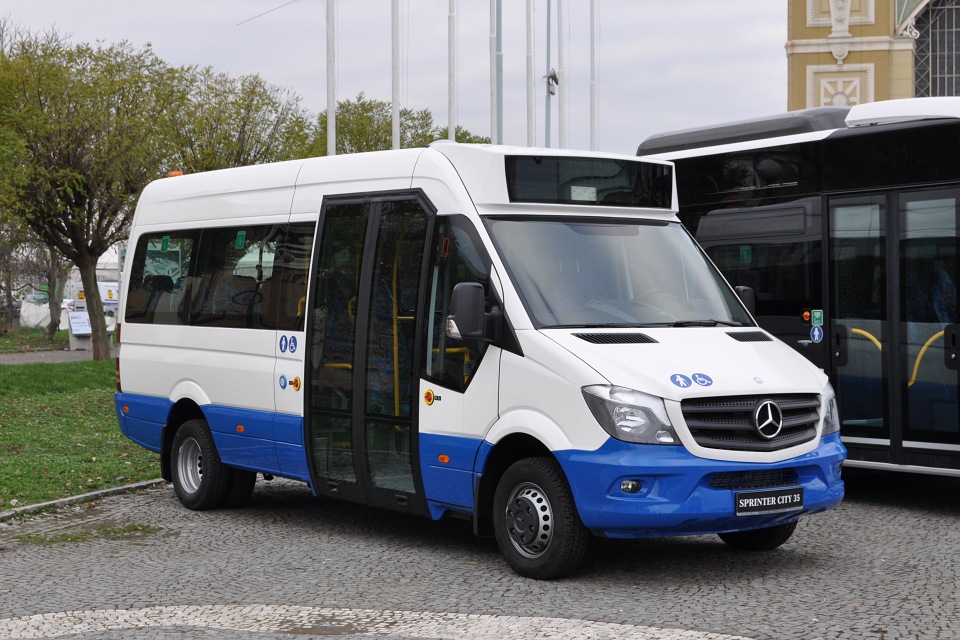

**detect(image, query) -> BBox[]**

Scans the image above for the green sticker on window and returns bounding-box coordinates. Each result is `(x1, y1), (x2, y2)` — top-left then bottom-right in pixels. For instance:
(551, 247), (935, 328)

(739, 245), (752, 264)
(235, 230), (247, 249)
(161, 236), (169, 252)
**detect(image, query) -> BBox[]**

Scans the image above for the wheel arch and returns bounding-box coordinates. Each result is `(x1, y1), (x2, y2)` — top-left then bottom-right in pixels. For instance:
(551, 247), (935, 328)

(473, 432), (555, 537)
(160, 398), (207, 481)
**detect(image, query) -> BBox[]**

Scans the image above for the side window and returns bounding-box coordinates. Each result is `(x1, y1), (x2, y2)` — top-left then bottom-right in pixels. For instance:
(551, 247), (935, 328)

(124, 231), (197, 325)
(423, 215), (492, 392)
(272, 223), (315, 331)
(189, 225), (283, 329)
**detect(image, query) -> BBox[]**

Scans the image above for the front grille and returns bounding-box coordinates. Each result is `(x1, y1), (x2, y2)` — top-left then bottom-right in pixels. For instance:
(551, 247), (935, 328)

(708, 468), (799, 491)
(680, 394), (820, 452)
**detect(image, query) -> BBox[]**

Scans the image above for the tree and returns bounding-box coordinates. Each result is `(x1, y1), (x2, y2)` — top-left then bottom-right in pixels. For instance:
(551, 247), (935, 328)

(0, 37), (181, 359)
(309, 93), (490, 155)
(166, 67), (313, 174)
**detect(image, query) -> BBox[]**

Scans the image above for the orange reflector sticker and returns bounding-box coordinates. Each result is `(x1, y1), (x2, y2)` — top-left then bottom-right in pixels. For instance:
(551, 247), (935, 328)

(236, 425), (245, 433)
(438, 454), (450, 464)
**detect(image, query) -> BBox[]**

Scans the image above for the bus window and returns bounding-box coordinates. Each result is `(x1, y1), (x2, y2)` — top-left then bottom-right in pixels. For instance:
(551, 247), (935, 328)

(189, 225), (284, 329)
(265, 223), (315, 331)
(423, 215), (492, 391)
(125, 231), (198, 325)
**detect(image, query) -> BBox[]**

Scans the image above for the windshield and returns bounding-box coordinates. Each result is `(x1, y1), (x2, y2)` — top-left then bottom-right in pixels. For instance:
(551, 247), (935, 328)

(485, 217), (754, 329)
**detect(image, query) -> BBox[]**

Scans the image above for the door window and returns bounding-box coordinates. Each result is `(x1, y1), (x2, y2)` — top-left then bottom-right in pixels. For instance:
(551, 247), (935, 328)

(899, 191), (960, 443)
(423, 215), (493, 392)
(829, 196), (888, 436)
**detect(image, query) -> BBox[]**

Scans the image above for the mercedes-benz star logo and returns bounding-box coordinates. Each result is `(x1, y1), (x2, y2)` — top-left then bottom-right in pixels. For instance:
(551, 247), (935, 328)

(753, 399), (784, 440)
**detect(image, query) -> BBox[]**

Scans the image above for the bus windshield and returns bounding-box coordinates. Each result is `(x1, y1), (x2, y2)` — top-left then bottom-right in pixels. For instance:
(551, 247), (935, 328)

(485, 217), (754, 329)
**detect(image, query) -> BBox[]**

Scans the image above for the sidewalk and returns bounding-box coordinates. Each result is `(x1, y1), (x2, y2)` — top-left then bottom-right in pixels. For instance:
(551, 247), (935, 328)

(0, 346), (117, 365)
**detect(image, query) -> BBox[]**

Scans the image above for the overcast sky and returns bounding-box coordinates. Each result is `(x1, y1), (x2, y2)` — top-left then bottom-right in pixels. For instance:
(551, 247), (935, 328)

(3, 1), (788, 155)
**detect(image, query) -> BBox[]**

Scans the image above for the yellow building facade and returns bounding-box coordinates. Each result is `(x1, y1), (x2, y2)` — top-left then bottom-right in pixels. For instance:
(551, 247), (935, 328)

(786, 0), (956, 110)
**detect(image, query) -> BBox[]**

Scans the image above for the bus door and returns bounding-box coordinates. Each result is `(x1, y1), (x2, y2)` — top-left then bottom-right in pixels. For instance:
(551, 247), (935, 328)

(304, 194), (431, 514)
(829, 190), (960, 466)
(896, 190), (960, 466)
(828, 195), (891, 459)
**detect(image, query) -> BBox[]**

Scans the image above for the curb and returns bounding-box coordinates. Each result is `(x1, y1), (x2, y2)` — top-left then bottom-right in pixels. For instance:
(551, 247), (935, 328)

(0, 479), (167, 522)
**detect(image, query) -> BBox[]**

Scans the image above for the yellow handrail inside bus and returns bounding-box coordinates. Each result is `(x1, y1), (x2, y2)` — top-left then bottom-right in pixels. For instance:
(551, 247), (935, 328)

(908, 330), (944, 388)
(847, 327), (946, 388)
(851, 327), (882, 351)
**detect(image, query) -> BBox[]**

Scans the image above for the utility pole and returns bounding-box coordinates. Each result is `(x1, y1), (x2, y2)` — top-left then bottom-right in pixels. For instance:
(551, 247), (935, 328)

(326, 0), (336, 156)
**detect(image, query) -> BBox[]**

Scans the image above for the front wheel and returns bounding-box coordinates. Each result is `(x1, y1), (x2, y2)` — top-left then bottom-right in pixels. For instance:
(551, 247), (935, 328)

(170, 419), (230, 510)
(718, 521), (798, 551)
(493, 457), (590, 579)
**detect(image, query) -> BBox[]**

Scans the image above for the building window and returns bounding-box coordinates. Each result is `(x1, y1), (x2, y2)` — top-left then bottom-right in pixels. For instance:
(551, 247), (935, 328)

(915, 0), (960, 97)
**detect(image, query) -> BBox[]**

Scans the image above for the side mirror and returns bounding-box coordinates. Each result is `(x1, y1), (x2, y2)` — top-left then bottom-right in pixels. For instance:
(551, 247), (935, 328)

(735, 285), (756, 316)
(447, 282), (486, 340)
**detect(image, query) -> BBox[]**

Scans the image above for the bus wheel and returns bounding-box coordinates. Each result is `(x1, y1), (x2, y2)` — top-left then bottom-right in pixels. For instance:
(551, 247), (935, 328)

(222, 469), (257, 508)
(493, 457), (590, 580)
(718, 521), (798, 551)
(171, 419), (229, 510)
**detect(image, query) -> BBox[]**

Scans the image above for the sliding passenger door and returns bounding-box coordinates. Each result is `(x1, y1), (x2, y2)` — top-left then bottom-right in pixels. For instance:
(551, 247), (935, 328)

(305, 193), (431, 514)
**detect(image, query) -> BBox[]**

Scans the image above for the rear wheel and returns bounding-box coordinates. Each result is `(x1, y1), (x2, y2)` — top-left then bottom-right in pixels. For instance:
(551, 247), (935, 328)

(493, 457), (590, 580)
(718, 521), (798, 551)
(170, 419), (230, 510)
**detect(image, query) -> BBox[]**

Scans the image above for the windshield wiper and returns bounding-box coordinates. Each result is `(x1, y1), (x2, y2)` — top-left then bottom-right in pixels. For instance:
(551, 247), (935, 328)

(671, 319), (742, 327)
(547, 322), (640, 329)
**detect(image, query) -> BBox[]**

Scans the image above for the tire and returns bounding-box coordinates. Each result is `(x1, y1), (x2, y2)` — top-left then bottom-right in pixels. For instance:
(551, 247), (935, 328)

(170, 419), (230, 510)
(718, 520), (798, 551)
(222, 469), (257, 508)
(493, 457), (590, 580)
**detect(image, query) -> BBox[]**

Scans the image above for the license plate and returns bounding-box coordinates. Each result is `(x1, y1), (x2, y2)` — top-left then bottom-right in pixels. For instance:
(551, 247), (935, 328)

(735, 486), (804, 516)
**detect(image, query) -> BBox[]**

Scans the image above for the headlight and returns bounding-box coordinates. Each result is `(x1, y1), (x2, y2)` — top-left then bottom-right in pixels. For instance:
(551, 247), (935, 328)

(821, 382), (840, 436)
(582, 385), (679, 445)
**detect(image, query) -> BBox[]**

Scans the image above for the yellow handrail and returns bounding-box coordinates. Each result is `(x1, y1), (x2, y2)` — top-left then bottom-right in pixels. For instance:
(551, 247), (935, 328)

(847, 327), (946, 388)
(908, 330), (945, 388)
(851, 327), (882, 351)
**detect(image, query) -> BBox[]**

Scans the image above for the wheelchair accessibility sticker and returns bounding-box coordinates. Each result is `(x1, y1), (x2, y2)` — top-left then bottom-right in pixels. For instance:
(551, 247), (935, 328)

(279, 335), (299, 353)
(671, 372), (714, 388)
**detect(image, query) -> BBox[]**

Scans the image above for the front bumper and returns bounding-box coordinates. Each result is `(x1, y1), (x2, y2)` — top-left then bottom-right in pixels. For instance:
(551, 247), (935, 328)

(555, 433), (846, 538)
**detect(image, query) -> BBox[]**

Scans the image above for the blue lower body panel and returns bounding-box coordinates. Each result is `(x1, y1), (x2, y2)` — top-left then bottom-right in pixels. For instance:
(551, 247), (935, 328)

(115, 392), (310, 483)
(554, 433), (846, 538)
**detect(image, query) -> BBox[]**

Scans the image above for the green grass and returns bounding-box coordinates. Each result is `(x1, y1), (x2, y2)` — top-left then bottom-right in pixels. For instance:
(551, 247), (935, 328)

(0, 359), (160, 509)
(0, 327), (69, 353)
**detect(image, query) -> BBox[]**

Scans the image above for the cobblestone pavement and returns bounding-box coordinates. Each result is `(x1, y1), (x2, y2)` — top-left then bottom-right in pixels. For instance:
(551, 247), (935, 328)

(1, 468), (958, 640)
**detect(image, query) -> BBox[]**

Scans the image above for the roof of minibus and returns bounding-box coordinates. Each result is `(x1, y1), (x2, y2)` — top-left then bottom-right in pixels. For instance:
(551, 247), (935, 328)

(133, 144), (676, 226)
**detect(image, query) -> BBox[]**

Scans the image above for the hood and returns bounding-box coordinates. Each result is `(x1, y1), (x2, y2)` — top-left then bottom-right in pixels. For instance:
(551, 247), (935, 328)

(543, 327), (827, 401)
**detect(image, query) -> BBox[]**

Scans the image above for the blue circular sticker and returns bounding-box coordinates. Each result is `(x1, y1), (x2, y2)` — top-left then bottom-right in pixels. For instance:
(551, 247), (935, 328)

(671, 374), (692, 388)
(279, 335), (289, 353)
(289, 336), (298, 353)
(279, 375), (288, 389)
(692, 373), (713, 387)
(810, 326), (824, 344)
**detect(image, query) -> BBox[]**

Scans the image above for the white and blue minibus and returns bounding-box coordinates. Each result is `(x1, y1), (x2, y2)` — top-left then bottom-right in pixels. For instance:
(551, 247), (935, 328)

(115, 143), (845, 578)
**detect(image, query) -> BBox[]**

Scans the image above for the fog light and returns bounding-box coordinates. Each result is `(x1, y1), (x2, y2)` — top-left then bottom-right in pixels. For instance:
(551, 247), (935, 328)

(620, 479), (641, 494)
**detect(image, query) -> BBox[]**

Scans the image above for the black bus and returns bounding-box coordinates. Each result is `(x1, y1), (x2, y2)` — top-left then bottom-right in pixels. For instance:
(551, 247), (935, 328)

(640, 98), (960, 476)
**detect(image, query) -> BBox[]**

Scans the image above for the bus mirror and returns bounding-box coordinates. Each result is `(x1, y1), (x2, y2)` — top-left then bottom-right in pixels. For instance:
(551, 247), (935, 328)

(735, 286), (756, 315)
(447, 282), (486, 341)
